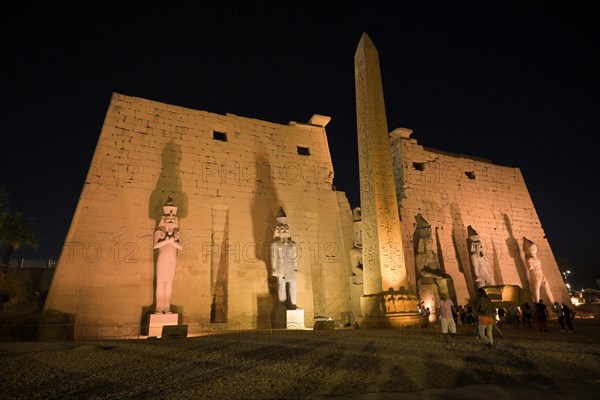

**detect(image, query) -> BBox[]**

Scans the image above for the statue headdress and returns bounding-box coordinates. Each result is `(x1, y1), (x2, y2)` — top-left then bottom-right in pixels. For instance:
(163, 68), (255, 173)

(522, 237), (535, 255)
(276, 207), (288, 225)
(467, 225), (480, 241)
(162, 195), (178, 216)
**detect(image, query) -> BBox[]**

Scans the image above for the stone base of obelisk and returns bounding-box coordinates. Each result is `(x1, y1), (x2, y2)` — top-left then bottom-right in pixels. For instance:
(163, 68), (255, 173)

(148, 313), (179, 337)
(357, 295), (427, 328)
(356, 313), (428, 328)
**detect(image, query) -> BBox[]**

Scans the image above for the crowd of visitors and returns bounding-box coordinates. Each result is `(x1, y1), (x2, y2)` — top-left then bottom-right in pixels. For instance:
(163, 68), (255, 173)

(431, 289), (577, 348)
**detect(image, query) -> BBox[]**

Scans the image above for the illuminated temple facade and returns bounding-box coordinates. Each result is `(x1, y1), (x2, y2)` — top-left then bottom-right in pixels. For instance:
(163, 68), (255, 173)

(44, 91), (569, 338)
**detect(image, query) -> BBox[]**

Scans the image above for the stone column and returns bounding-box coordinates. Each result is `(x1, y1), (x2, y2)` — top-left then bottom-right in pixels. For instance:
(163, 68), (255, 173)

(355, 33), (413, 316)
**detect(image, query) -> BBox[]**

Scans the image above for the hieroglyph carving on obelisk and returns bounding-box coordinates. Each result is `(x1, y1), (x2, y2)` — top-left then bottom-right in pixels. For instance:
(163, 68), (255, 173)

(354, 33), (409, 297)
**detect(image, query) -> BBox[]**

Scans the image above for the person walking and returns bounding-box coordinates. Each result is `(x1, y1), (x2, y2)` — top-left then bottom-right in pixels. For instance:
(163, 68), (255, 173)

(508, 304), (521, 329)
(535, 299), (549, 332)
(553, 301), (566, 332)
(436, 293), (459, 345)
(493, 317), (504, 339)
(497, 307), (506, 325)
(465, 304), (475, 325)
(562, 303), (575, 333)
(521, 302), (533, 329)
(474, 288), (497, 348)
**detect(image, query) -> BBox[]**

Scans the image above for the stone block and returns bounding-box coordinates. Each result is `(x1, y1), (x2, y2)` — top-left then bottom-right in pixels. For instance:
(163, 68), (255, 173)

(313, 319), (334, 330)
(286, 309), (304, 329)
(149, 313), (178, 337)
(161, 324), (188, 338)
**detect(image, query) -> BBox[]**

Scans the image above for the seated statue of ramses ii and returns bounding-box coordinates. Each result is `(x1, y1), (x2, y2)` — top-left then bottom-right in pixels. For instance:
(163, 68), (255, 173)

(349, 207), (363, 285)
(414, 214), (452, 296)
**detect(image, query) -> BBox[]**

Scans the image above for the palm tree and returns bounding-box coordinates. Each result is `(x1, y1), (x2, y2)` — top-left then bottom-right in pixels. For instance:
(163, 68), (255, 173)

(0, 190), (37, 278)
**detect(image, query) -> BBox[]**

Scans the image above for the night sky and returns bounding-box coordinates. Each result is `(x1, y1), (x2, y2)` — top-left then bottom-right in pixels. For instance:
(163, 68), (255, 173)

(3, 2), (598, 289)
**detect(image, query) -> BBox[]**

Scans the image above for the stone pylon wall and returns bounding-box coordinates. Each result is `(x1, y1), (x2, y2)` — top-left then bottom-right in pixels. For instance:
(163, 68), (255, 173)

(44, 93), (354, 338)
(390, 130), (570, 307)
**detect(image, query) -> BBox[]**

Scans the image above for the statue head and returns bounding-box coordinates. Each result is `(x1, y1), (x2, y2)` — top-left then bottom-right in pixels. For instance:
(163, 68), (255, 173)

(352, 207), (362, 222)
(273, 223), (291, 240)
(414, 214), (433, 253)
(522, 237), (537, 257)
(159, 196), (179, 233)
(162, 195), (178, 216)
(274, 207), (291, 240)
(467, 225), (484, 254)
(276, 207), (288, 225)
(415, 214), (432, 236)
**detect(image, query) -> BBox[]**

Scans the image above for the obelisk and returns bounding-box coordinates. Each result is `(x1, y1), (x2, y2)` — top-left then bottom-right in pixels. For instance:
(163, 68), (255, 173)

(355, 33), (420, 325)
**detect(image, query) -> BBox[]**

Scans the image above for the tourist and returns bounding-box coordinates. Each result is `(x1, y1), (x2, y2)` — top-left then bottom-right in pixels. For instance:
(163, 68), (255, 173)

(458, 305), (467, 324)
(553, 301), (566, 332)
(436, 293), (458, 345)
(562, 303), (575, 333)
(424, 307), (431, 322)
(508, 305), (521, 329)
(465, 304), (475, 325)
(534, 299), (549, 332)
(521, 302), (533, 329)
(497, 307), (506, 325)
(495, 307), (506, 338)
(493, 318), (504, 339)
(418, 300), (425, 315)
(474, 288), (496, 348)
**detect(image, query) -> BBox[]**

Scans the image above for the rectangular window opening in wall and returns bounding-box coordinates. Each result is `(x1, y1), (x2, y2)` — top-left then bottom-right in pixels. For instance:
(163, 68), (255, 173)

(213, 131), (227, 142)
(297, 146), (310, 156)
(413, 162), (425, 171)
(465, 171), (476, 180)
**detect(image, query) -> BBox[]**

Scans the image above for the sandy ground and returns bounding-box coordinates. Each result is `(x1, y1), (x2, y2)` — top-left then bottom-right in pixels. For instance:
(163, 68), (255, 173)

(1, 318), (599, 400)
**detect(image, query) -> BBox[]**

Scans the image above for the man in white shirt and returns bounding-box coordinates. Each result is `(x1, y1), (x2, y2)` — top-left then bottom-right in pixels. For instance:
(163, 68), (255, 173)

(436, 293), (459, 345)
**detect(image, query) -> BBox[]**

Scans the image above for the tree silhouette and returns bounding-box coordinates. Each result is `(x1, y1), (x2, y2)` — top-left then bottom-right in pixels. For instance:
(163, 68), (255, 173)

(0, 188), (37, 278)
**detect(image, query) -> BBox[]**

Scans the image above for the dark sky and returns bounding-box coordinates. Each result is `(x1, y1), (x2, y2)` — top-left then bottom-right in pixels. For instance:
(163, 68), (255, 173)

(3, 2), (598, 289)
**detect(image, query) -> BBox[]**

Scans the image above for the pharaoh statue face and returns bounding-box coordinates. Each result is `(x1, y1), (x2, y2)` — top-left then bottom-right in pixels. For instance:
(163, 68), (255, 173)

(524, 242), (538, 257)
(529, 244), (538, 256)
(472, 241), (484, 256)
(274, 224), (291, 240)
(161, 214), (178, 233)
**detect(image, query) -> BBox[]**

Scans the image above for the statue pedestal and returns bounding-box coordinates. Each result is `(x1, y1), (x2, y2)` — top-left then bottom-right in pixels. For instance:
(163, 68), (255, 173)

(286, 309), (305, 329)
(482, 284), (532, 307)
(149, 313), (178, 337)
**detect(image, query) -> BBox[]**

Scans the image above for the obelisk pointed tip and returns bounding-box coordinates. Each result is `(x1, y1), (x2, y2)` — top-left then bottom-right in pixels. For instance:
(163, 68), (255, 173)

(357, 32), (377, 53)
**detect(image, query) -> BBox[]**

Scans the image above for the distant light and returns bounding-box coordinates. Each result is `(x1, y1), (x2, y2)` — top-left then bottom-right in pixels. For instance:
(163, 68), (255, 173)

(570, 296), (580, 306)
